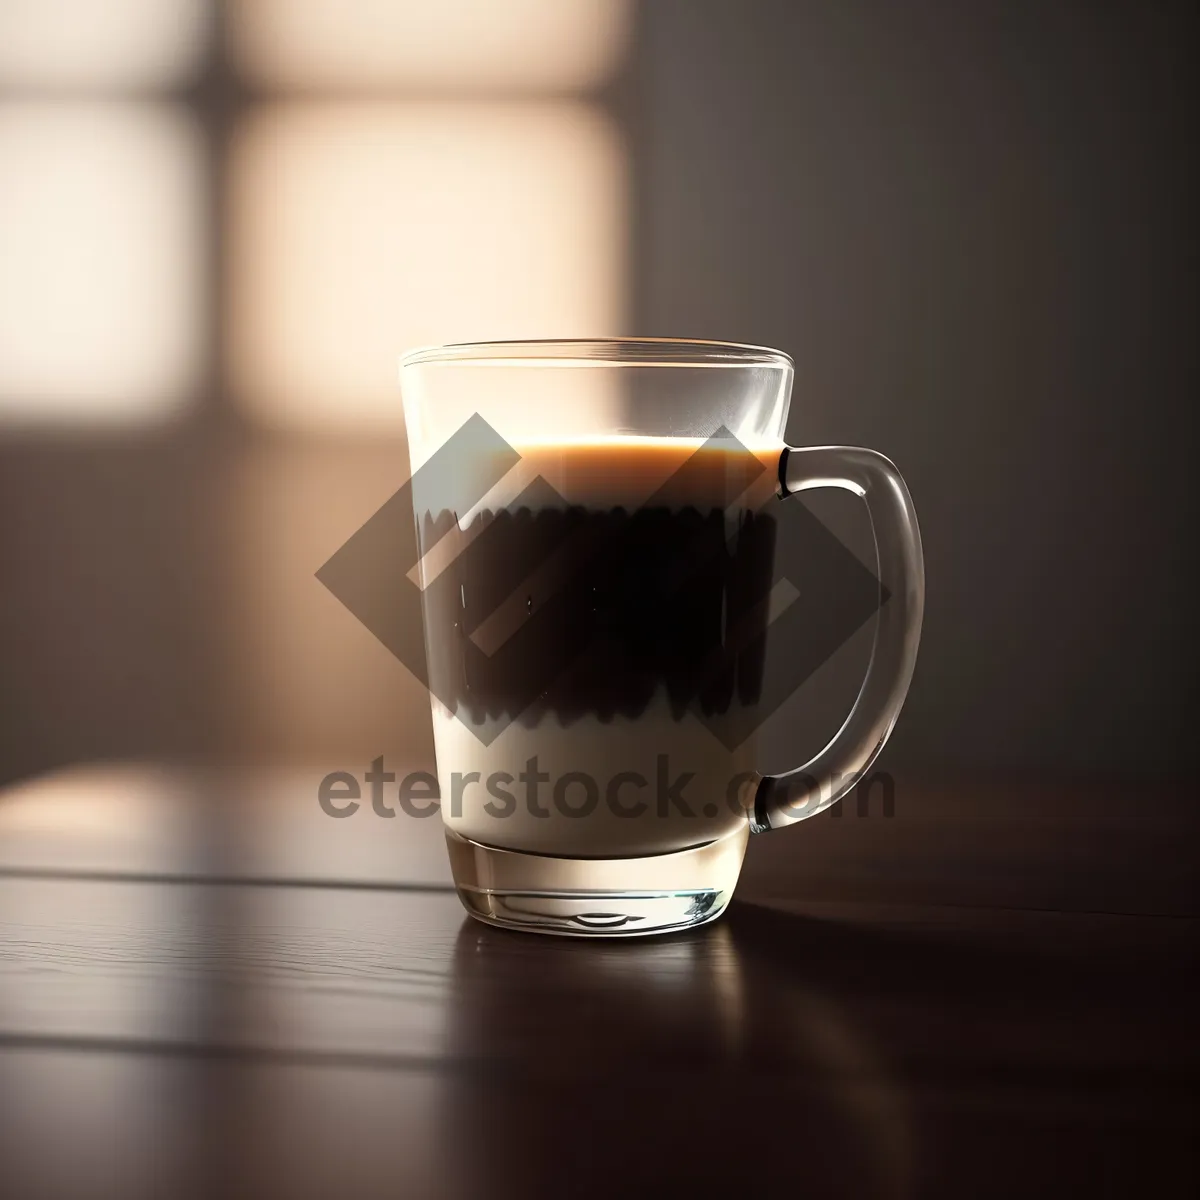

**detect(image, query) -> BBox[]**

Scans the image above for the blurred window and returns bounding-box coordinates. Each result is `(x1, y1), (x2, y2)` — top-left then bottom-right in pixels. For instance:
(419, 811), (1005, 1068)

(0, 0), (208, 90)
(228, 103), (623, 433)
(0, 1), (208, 427)
(227, 0), (630, 433)
(230, 0), (630, 93)
(0, 106), (204, 425)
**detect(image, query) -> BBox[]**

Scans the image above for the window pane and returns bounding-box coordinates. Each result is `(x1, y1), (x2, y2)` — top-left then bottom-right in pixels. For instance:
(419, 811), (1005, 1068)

(227, 102), (624, 432)
(0, 0), (209, 90)
(231, 0), (630, 92)
(0, 105), (205, 425)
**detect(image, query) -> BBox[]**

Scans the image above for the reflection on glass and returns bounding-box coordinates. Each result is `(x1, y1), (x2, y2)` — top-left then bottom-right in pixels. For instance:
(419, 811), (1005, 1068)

(0, 104), (204, 424)
(231, 0), (631, 92)
(227, 102), (625, 432)
(0, 0), (209, 90)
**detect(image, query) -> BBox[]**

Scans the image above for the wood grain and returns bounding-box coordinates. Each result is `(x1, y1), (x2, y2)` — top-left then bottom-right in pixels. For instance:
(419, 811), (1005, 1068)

(0, 765), (1197, 1198)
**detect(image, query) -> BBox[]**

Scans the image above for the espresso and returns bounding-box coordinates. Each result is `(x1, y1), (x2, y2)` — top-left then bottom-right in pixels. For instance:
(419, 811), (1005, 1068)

(416, 440), (779, 857)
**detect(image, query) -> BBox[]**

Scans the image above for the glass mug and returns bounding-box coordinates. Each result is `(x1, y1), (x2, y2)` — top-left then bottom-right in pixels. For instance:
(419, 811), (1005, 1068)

(401, 338), (923, 936)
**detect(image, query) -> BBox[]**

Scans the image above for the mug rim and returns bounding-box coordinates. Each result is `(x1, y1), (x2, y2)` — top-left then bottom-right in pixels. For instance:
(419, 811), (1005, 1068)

(400, 337), (794, 370)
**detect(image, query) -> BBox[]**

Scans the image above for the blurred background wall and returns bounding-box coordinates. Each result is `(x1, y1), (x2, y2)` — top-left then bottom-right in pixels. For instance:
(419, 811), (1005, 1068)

(0, 0), (1196, 790)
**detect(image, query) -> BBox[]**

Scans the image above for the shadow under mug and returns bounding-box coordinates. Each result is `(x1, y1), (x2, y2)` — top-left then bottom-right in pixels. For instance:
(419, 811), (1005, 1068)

(401, 338), (923, 937)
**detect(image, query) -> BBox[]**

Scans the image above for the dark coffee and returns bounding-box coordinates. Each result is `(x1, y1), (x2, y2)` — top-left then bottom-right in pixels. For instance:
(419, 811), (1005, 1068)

(418, 442), (778, 729)
(416, 439), (779, 858)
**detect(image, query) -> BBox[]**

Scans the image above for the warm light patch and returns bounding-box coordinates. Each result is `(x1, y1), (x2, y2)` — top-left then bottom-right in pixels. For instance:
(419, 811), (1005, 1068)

(0, 104), (204, 425)
(0, 0), (209, 89)
(230, 0), (631, 93)
(227, 102), (625, 432)
(0, 765), (187, 847)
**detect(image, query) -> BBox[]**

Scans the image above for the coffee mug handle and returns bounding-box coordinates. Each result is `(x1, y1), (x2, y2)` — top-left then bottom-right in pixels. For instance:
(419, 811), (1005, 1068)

(749, 446), (925, 832)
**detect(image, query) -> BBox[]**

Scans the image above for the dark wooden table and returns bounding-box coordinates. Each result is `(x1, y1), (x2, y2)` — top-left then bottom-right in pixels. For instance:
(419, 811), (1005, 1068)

(1, 765), (1196, 1198)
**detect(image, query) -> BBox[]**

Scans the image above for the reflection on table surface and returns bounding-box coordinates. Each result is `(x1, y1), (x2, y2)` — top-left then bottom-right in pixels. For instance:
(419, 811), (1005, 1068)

(0, 764), (1196, 1198)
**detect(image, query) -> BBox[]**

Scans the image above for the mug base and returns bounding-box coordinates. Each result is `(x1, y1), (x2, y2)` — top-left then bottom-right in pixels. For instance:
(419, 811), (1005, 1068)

(444, 825), (749, 938)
